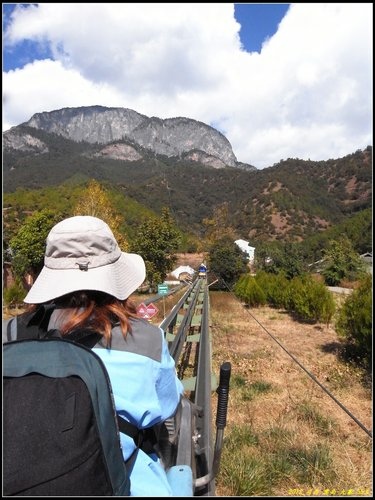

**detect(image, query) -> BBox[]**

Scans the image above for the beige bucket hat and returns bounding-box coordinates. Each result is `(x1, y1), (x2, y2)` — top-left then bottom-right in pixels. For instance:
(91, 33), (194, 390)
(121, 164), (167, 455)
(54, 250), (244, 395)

(24, 216), (146, 304)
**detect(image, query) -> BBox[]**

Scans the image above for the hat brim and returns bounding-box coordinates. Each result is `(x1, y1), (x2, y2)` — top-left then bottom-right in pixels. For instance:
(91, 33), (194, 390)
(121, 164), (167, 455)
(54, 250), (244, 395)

(24, 253), (146, 304)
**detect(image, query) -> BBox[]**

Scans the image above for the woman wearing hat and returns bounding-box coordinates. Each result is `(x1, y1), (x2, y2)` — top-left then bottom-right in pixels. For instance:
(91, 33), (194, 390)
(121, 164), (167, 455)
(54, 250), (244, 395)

(6, 215), (185, 496)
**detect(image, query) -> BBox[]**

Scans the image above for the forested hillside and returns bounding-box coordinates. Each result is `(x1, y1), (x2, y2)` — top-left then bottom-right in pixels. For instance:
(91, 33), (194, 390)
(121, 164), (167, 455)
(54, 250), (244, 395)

(3, 126), (372, 246)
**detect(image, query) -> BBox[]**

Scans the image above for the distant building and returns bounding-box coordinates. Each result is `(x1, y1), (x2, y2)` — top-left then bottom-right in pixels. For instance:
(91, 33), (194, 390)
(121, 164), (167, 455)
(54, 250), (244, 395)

(235, 239), (255, 262)
(360, 252), (372, 274)
(171, 265), (195, 280)
(360, 252), (372, 263)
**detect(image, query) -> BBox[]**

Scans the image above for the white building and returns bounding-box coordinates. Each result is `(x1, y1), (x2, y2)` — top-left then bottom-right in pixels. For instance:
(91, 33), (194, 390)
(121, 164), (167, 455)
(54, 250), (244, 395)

(235, 239), (255, 262)
(171, 265), (195, 279)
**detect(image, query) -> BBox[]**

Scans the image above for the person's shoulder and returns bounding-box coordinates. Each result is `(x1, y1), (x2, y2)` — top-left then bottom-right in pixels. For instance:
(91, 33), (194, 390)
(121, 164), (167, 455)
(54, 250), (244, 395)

(131, 317), (162, 334)
(108, 319), (163, 361)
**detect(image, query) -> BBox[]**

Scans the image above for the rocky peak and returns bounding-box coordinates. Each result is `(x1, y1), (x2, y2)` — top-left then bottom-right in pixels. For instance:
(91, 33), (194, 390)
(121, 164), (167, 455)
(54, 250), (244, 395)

(26, 106), (147, 144)
(21, 105), (239, 168)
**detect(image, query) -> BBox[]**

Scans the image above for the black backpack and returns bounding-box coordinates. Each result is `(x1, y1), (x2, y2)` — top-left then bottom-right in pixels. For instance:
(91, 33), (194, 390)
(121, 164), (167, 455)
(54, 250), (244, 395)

(3, 307), (131, 496)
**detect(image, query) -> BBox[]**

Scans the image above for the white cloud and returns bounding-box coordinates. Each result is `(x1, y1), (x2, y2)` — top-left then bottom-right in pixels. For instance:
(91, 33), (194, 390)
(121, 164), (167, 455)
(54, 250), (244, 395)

(3, 59), (125, 131)
(3, 3), (372, 169)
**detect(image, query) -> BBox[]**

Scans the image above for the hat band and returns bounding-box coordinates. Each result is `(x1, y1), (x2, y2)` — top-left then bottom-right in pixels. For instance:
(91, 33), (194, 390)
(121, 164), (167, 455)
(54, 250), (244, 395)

(44, 248), (122, 270)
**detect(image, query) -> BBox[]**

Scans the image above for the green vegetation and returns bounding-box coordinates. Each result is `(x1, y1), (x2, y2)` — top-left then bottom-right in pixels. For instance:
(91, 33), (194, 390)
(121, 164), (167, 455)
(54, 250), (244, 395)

(321, 236), (366, 286)
(235, 271), (336, 324)
(9, 209), (61, 280)
(219, 422), (334, 495)
(296, 402), (336, 436)
(234, 274), (266, 307)
(301, 207), (372, 258)
(3, 278), (27, 308)
(335, 274), (372, 368)
(255, 241), (306, 278)
(253, 270), (289, 308)
(73, 179), (129, 250)
(286, 275), (336, 324)
(208, 236), (249, 290)
(241, 380), (273, 401)
(3, 179), (157, 249)
(131, 207), (182, 290)
(3, 130), (372, 244)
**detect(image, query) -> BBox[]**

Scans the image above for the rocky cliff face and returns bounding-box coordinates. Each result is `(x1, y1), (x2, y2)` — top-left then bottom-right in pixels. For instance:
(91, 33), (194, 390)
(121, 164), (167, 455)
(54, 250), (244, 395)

(3, 129), (48, 154)
(17, 105), (243, 168)
(26, 106), (146, 144)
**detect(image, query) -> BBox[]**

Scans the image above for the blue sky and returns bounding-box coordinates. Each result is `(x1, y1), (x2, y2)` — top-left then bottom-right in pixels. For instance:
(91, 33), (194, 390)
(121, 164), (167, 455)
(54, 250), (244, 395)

(234, 3), (290, 53)
(2, 3), (372, 169)
(3, 3), (54, 71)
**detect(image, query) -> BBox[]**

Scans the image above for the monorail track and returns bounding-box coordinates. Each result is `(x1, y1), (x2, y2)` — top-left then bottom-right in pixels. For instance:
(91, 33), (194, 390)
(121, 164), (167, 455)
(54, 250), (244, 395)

(149, 277), (231, 496)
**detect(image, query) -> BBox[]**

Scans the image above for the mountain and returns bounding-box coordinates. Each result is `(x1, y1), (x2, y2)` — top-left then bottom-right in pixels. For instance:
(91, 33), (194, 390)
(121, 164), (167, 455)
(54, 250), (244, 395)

(4, 105), (255, 170)
(2, 106), (372, 244)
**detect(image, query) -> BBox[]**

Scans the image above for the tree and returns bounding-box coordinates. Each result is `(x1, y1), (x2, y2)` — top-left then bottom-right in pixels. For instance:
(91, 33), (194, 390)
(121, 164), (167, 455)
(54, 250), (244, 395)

(73, 179), (129, 250)
(202, 202), (236, 250)
(132, 208), (182, 291)
(321, 236), (366, 286)
(208, 236), (249, 290)
(286, 274), (336, 324)
(9, 209), (61, 281)
(234, 274), (266, 307)
(255, 240), (305, 278)
(335, 274), (372, 368)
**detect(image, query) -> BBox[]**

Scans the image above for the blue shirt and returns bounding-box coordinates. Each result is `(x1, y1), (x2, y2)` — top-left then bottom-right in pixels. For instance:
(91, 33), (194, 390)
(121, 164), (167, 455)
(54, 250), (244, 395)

(92, 319), (185, 496)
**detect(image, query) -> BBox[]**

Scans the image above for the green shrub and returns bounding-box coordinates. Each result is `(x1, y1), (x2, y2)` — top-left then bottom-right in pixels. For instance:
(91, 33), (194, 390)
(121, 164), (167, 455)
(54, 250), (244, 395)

(243, 276), (266, 307)
(3, 280), (27, 308)
(335, 274), (372, 367)
(256, 271), (289, 309)
(286, 275), (336, 323)
(307, 280), (336, 324)
(234, 274), (250, 302)
(322, 237), (366, 286)
(253, 270), (270, 295)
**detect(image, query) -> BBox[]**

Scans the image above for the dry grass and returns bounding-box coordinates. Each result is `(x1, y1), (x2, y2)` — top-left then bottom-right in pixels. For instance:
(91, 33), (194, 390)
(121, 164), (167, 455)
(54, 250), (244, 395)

(210, 291), (372, 497)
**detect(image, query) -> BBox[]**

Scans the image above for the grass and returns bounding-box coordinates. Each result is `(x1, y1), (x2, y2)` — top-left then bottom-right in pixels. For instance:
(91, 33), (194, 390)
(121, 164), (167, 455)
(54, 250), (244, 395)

(241, 380), (274, 401)
(295, 402), (336, 436)
(219, 426), (333, 495)
(210, 291), (372, 497)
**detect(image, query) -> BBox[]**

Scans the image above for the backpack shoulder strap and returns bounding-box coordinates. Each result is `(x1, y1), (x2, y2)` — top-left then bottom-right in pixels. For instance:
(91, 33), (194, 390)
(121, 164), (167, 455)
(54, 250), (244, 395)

(65, 329), (103, 348)
(117, 416), (161, 457)
(5, 317), (17, 342)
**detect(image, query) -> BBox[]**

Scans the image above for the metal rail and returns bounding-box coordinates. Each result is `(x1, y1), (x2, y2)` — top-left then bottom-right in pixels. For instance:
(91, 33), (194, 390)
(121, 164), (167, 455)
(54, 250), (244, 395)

(156, 277), (230, 496)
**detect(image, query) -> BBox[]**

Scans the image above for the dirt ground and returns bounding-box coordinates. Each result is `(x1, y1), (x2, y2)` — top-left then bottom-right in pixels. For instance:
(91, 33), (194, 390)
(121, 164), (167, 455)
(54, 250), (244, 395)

(209, 291), (372, 496)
